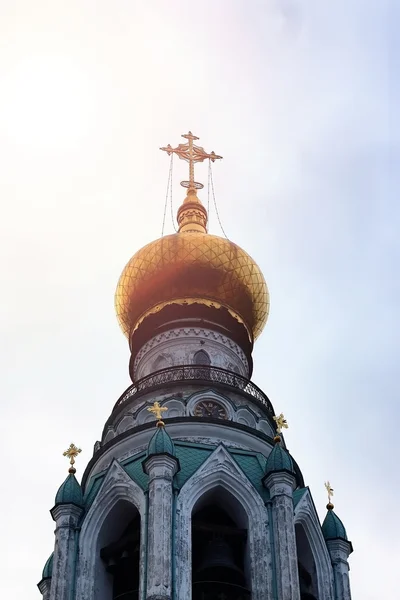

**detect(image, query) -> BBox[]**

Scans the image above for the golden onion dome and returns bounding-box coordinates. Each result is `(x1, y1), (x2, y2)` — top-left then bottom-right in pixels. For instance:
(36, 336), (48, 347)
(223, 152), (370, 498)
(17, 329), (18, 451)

(115, 193), (269, 341)
(115, 132), (270, 342)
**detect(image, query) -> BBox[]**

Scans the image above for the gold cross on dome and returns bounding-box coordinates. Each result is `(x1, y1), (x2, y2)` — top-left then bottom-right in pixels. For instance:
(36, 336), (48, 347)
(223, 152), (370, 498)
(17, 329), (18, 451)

(160, 131), (222, 191)
(63, 443), (81, 467)
(148, 401), (168, 425)
(273, 413), (288, 434)
(325, 481), (334, 504)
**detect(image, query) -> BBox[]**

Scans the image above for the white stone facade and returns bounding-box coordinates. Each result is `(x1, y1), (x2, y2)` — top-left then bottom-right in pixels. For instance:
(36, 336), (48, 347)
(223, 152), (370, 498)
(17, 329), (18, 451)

(264, 471), (300, 600)
(133, 327), (249, 379)
(326, 539), (353, 600)
(40, 324), (352, 600)
(143, 454), (179, 600)
(101, 385), (276, 449)
(175, 444), (272, 600)
(294, 490), (335, 600)
(75, 460), (146, 600)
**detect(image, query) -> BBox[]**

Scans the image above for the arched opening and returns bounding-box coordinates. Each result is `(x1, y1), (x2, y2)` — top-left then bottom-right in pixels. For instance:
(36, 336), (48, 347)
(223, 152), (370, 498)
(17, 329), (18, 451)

(191, 487), (251, 600)
(152, 354), (172, 372)
(295, 524), (318, 600)
(193, 350), (211, 366)
(97, 500), (141, 600)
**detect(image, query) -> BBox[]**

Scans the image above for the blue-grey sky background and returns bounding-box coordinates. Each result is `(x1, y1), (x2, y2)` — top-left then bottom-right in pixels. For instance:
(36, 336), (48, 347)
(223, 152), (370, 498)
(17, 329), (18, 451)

(0, 1), (397, 597)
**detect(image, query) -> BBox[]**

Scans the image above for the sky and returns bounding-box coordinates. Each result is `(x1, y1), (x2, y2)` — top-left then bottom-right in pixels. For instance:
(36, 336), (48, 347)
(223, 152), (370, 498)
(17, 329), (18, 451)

(0, 1), (397, 597)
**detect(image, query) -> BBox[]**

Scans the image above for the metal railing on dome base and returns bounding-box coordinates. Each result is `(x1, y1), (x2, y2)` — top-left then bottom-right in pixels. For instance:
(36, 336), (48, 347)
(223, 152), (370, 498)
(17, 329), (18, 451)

(113, 364), (273, 415)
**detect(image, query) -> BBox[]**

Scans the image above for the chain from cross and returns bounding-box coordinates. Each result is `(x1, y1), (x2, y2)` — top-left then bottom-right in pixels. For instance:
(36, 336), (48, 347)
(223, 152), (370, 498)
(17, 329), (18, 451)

(160, 131), (222, 191)
(273, 413), (288, 434)
(147, 401), (168, 424)
(325, 481), (334, 504)
(63, 443), (82, 467)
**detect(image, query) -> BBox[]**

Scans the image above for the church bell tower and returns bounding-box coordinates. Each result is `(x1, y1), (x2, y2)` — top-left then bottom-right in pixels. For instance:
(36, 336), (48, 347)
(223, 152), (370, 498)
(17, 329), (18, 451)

(38, 132), (353, 600)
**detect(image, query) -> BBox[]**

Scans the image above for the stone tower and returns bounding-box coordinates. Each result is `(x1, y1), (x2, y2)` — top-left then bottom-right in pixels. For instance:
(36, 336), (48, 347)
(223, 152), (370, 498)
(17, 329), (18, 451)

(38, 132), (353, 600)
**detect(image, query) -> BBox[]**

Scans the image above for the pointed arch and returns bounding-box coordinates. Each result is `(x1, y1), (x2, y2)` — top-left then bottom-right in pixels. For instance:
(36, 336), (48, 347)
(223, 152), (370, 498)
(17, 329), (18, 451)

(75, 461), (146, 600)
(152, 353), (173, 372)
(294, 489), (334, 600)
(175, 445), (272, 600)
(193, 349), (211, 365)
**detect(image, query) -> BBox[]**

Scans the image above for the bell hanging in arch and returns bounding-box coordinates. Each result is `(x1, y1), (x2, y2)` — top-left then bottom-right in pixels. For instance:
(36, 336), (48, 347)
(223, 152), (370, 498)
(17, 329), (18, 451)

(195, 537), (244, 585)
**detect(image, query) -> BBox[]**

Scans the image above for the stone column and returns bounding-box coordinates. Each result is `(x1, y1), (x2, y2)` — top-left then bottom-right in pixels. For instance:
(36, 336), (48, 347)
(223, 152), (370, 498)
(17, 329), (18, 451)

(264, 472), (300, 600)
(49, 504), (82, 600)
(326, 539), (353, 600)
(143, 454), (179, 600)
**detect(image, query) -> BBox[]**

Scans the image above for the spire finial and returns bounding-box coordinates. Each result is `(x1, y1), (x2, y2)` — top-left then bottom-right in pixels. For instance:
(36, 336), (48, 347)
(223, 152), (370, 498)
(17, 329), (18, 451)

(325, 480), (334, 510)
(161, 131), (222, 192)
(273, 412), (288, 443)
(63, 443), (81, 474)
(160, 132), (222, 233)
(147, 401), (168, 427)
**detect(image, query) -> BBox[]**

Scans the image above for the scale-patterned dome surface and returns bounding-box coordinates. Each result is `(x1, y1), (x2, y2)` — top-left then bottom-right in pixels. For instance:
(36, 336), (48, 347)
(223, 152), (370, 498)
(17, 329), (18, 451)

(115, 231), (269, 341)
(147, 426), (176, 457)
(322, 509), (348, 541)
(55, 473), (83, 507)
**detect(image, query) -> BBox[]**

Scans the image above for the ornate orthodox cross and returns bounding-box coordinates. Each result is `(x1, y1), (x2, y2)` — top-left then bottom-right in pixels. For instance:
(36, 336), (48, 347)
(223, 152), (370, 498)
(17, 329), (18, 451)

(160, 131), (222, 190)
(148, 401), (168, 426)
(63, 443), (81, 473)
(273, 413), (288, 434)
(325, 481), (334, 505)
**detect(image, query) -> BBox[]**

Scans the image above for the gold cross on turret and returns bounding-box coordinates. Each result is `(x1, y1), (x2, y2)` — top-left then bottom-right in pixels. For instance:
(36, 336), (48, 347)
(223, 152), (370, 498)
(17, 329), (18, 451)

(325, 481), (334, 509)
(63, 443), (81, 474)
(160, 131), (222, 191)
(148, 401), (168, 427)
(273, 413), (288, 434)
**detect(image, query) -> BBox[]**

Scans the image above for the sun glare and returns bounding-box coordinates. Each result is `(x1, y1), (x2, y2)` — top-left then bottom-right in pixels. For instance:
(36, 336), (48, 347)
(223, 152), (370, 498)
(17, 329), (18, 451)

(2, 55), (95, 151)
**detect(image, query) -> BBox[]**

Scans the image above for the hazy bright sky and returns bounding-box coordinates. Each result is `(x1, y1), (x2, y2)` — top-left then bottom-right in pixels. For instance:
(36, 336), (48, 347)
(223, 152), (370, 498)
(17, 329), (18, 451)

(0, 1), (397, 598)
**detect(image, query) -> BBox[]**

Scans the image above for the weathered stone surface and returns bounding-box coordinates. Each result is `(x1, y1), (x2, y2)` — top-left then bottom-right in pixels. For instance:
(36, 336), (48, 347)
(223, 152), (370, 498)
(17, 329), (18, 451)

(294, 489), (335, 600)
(144, 454), (178, 599)
(326, 539), (353, 600)
(75, 460), (146, 600)
(49, 504), (82, 600)
(40, 316), (352, 600)
(264, 471), (300, 600)
(134, 326), (249, 378)
(175, 444), (272, 600)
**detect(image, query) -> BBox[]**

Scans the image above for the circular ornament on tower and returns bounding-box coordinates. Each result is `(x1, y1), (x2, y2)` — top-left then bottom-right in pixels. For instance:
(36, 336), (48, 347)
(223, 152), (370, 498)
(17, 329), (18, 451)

(194, 401), (228, 420)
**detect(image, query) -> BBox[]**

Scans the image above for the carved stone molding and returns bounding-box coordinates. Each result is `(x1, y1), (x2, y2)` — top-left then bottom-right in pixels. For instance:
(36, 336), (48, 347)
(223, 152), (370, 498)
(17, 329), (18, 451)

(134, 327), (248, 370)
(75, 460), (145, 600)
(175, 444), (272, 600)
(294, 490), (335, 600)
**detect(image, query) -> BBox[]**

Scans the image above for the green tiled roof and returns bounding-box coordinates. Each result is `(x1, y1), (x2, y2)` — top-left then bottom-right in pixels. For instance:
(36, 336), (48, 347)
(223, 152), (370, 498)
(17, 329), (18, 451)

(83, 473), (106, 509)
(174, 443), (269, 500)
(123, 453), (148, 489)
(83, 442), (271, 509)
(55, 473), (83, 507)
(174, 444), (213, 489)
(42, 553), (53, 579)
(322, 508), (348, 541)
(83, 454), (148, 512)
(231, 451), (269, 500)
(147, 426), (175, 457)
(293, 487), (307, 507)
(265, 443), (294, 476)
